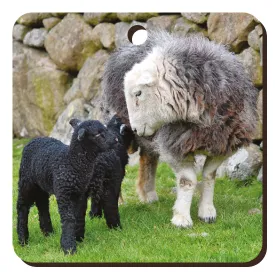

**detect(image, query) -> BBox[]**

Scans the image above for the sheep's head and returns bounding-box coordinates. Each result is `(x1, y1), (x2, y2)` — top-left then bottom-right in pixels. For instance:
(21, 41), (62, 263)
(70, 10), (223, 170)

(69, 119), (118, 154)
(124, 49), (175, 137)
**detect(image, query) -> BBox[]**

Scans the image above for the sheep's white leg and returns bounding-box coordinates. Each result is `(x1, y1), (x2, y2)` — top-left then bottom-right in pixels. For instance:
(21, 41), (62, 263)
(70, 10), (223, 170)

(171, 155), (197, 228)
(198, 155), (226, 223)
(137, 150), (159, 203)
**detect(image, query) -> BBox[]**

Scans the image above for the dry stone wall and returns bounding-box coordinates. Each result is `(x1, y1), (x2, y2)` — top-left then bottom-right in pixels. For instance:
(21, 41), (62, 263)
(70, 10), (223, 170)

(13, 12), (264, 148)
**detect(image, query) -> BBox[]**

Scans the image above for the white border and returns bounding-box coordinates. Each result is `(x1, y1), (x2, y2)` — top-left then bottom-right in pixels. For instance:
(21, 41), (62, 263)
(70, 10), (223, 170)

(1, 0), (273, 274)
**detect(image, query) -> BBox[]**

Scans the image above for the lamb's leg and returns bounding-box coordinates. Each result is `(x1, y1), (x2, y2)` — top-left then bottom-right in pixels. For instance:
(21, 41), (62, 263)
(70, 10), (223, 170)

(35, 189), (53, 236)
(75, 195), (88, 242)
(17, 180), (35, 246)
(102, 185), (121, 229)
(56, 197), (77, 254)
(137, 149), (159, 203)
(17, 193), (32, 246)
(198, 156), (226, 223)
(90, 199), (103, 219)
(171, 155), (197, 228)
(89, 162), (105, 218)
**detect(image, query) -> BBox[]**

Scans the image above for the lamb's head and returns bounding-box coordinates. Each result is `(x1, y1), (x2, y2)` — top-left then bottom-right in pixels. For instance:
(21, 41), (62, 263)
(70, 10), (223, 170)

(69, 119), (118, 154)
(107, 114), (136, 151)
(124, 49), (175, 137)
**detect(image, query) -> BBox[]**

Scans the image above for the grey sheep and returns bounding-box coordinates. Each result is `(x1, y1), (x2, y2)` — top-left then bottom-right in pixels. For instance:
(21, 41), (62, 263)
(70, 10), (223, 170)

(102, 30), (258, 228)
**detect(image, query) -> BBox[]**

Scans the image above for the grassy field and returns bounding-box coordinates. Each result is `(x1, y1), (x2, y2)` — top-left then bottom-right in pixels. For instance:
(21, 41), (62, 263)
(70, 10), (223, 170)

(12, 138), (263, 264)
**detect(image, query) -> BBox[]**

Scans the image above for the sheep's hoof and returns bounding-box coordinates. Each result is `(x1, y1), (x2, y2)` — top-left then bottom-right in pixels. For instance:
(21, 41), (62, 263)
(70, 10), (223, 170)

(199, 217), (216, 223)
(89, 211), (102, 219)
(42, 229), (54, 237)
(146, 191), (159, 203)
(137, 189), (159, 203)
(76, 236), (84, 242)
(18, 239), (28, 246)
(198, 204), (216, 223)
(107, 223), (122, 230)
(63, 247), (77, 255)
(171, 213), (193, 228)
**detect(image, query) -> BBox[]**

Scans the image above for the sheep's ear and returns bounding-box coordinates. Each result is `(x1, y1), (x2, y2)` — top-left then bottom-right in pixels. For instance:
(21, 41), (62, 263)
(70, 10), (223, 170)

(77, 128), (86, 141)
(137, 72), (156, 86)
(70, 118), (81, 129)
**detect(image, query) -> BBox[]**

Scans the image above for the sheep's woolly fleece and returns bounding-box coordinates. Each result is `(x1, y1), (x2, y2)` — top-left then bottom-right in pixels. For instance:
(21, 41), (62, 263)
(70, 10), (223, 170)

(102, 30), (258, 158)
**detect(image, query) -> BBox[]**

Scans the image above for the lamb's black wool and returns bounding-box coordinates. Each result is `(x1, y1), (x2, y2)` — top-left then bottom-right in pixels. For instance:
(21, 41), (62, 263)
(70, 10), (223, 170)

(17, 119), (117, 254)
(89, 115), (135, 228)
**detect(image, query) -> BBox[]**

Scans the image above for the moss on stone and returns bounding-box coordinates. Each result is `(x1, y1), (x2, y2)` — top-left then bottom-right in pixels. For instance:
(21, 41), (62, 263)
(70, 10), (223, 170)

(77, 41), (101, 71)
(117, 13), (158, 22)
(31, 74), (60, 134)
(83, 13), (118, 25)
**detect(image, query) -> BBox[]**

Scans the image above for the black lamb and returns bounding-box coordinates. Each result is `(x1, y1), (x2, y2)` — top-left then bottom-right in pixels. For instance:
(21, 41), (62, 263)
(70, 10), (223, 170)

(89, 114), (135, 226)
(17, 119), (117, 254)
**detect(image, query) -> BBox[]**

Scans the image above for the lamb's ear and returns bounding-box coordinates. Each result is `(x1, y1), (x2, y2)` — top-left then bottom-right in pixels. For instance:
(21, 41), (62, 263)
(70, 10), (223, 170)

(77, 128), (86, 141)
(137, 71), (156, 87)
(69, 118), (81, 129)
(120, 124), (127, 135)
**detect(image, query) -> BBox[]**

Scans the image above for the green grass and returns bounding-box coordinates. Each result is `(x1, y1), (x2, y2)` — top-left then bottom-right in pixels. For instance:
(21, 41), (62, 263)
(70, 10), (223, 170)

(13, 138), (263, 264)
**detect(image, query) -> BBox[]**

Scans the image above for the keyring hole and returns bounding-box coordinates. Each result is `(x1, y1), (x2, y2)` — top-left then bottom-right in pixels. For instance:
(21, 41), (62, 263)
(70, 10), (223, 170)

(128, 25), (148, 45)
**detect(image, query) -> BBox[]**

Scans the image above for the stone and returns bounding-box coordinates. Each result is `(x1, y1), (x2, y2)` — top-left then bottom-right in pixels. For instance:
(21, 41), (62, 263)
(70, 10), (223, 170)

(63, 78), (82, 104)
(207, 13), (257, 53)
(50, 97), (103, 145)
(43, 17), (61, 30)
(51, 13), (67, 18)
(172, 17), (207, 37)
(64, 50), (110, 104)
(88, 95), (105, 124)
(188, 232), (209, 237)
(259, 36), (263, 66)
(23, 28), (47, 48)
(13, 41), (72, 138)
(115, 22), (130, 48)
(181, 13), (208, 24)
(44, 14), (101, 71)
(216, 144), (263, 180)
(253, 90), (263, 140)
(147, 15), (179, 31)
(257, 166), (263, 182)
(117, 13), (158, 22)
(248, 208), (262, 215)
(91, 23), (115, 49)
(255, 24), (263, 36)
(17, 13), (52, 27)
(13, 24), (30, 41)
(248, 27), (262, 51)
(50, 98), (87, 145)
(238, 47), (262, 87)
(83, 13), (118, 25)
(19, 127), (28, 137)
